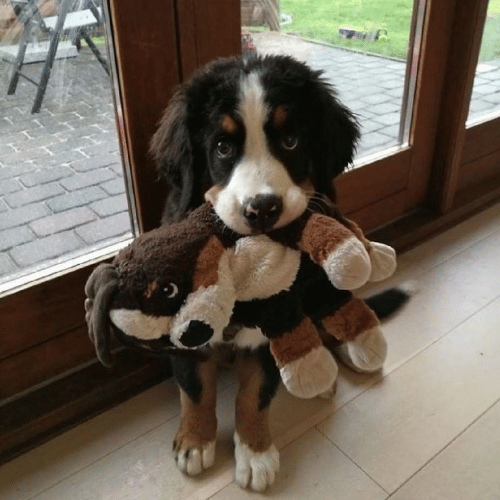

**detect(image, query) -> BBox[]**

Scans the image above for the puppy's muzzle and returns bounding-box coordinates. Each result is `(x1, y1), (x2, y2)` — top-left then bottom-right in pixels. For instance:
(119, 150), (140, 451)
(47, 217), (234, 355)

(242, 194), (283, 233)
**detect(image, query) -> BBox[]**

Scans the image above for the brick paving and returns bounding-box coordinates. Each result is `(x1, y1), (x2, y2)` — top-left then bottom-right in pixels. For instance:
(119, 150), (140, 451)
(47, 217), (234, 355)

(1, 38), (500, 281)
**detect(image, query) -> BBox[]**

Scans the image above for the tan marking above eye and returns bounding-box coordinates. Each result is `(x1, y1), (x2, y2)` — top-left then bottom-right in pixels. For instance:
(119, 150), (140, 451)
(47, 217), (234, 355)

(272, 105), (289, 129)
(221, 115), (239, 134)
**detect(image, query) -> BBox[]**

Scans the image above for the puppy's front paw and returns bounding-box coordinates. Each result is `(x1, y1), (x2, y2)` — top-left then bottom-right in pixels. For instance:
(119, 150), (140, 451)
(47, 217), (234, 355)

(280, 346), (339, 399)
(234, 433), (279, 492)
(173, 437), (216, 476)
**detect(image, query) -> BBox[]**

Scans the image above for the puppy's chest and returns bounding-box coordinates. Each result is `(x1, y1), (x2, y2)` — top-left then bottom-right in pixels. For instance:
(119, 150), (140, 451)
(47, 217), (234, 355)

(229, 235), (301, 301)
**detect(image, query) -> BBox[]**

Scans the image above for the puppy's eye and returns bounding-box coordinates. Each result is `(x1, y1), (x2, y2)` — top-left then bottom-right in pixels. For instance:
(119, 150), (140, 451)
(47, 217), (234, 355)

(163, 283), (179, 299)
(216, 140), (235, 159)
(281, 135), (298, 151)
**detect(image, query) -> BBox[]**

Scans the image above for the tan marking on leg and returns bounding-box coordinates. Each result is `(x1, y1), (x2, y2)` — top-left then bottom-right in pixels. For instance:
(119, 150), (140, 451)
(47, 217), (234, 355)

(322, 297), (380, 341)
(174, 356), (218, 453)
(235, 351), (273, 453)
(270, 316), (322, 368)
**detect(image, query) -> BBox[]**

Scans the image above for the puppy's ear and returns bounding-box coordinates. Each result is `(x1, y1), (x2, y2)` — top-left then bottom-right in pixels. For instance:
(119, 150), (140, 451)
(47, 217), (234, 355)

(84, 263), (119, 367)
(310, 77), (360, 201)
(150, 91), (195, 215)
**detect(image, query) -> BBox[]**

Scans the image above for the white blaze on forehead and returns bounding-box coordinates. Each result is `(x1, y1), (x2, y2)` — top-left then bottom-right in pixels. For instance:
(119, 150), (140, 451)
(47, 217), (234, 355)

(239, 71), (269, 158)
(110, 309), (173, 340)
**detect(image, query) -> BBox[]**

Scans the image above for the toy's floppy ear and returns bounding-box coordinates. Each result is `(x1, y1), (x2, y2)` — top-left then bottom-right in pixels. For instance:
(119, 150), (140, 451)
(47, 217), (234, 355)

(84, 263), (119, 367)
(150, 90), (195, 216)
(309, 76), (360, 201)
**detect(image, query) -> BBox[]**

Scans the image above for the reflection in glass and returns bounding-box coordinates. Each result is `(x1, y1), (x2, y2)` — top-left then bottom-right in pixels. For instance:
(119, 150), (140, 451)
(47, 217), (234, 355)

(241, 0), (423, 158)
(468, 0), (500, 122)
(0, 0), (133, 288)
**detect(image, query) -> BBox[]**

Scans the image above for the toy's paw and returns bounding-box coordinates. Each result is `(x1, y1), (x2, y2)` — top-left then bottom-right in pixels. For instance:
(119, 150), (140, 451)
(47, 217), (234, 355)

(369, 242), (397, 282)
(280, 346), (339, 399)
(324, 237), (371, 290)
(173, 437), (216, 476)
(317, 379), (338, 399)
(178, 320), (214, 348)
(234, 433), (280, 492)
(334, 326), (387, 373)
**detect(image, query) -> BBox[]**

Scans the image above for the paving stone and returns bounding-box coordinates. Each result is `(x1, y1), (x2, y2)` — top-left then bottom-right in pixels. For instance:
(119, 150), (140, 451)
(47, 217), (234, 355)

(0, 179), (23, 196)
(90, 194), (129, 217)
(5, 183), (65, 208)
(0, 253), (17, 276)
(20, 166), (74, 187)
(0, 199), (7, 213)
(0, 162), (37, 181)
(0, 147), (51, 166)
(29, 207), (97, 237)
(369, 101), (402, 115)
(82, 140), (120, 157)
(0, 203), (50, 231)
(0, 145), (15, 156)
(0, 132), (31, 146)
(75, 212), (132, 244)
(10, 230), (84, 268)
(100, 177), (127, 195)
(0, 226), (35, 252)
(46, 137), (95, 154)
(35, 150), (86, 168)
(71, 154), (120, 173)
(359, 93), (394, 105)
(47, 186), (108, 213)
(60, 169), (116, 191)
(372, 112), (402, 126)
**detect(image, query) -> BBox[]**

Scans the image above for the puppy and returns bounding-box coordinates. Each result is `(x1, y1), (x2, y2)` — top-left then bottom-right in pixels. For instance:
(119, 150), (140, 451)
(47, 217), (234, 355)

(150, 55), (406, 491)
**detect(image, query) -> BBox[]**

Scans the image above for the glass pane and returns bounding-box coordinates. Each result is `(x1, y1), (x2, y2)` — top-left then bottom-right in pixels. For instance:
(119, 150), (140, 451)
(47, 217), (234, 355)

(241, 0), (424, 159)
(0, 0), (135, 290)
(467, 0), (500, 122)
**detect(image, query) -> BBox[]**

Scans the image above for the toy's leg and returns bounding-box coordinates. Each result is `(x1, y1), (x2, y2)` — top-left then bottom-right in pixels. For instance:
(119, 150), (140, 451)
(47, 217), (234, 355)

(234, 347), (281, 492)
(270, 316), (338, 399)
(322, 298), (388, 373)
(170, 354), (218, 475)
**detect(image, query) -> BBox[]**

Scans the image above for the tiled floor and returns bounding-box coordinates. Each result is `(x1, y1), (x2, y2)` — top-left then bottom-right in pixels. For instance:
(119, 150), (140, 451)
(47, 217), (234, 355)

(1, 201), (500, 499)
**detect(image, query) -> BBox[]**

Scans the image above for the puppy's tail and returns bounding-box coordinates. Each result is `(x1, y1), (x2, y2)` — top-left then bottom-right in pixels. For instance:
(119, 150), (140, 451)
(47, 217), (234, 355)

(365, 282), (416, 320)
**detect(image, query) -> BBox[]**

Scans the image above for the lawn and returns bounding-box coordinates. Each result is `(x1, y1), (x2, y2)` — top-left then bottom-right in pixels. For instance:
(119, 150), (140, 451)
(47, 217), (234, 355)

(277, 0), (500, 62)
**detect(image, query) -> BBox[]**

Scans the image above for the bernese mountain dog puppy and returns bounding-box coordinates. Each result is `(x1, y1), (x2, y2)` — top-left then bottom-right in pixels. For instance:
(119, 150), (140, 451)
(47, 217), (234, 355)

(149, 54), (407, 492)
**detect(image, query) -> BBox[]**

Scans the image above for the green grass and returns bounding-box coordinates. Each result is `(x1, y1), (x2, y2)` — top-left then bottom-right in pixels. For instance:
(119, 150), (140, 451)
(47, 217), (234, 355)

(277, 0), (500, 62)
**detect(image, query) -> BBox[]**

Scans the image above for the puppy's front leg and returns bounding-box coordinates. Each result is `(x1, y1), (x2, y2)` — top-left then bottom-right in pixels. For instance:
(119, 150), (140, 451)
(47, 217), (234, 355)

(171, 354), (218, 476)
(234, 348), (280, 492)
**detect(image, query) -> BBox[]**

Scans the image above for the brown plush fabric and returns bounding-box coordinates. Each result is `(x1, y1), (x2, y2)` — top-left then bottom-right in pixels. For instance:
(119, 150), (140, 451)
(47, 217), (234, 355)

(269, 316), (322, 367)
(298, 213), (356, 265)
(322, 297), (379, 341)
(344, 219), (372, 252)
(193, 236), (226, 289)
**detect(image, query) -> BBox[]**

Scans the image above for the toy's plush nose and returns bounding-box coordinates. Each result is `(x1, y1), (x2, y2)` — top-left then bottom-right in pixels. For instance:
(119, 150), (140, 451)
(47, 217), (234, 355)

(242, 194), (283, 232)
(179, 320), (214, 347)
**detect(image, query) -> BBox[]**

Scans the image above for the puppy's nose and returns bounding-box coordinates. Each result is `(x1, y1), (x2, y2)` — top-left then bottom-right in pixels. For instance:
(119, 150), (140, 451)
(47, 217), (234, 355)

(242, 194), (283, 232)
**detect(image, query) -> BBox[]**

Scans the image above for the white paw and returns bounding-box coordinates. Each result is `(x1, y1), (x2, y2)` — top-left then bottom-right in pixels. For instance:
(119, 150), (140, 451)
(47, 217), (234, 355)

(280, 346), (339, 399)
(324, 237), (372, 290)
(175, 440), (216, 476)
(317, 380), (337, 399)
(369, 242), (397, 282)
(334, 326), (388, 373)
(234, 433), (280, 492)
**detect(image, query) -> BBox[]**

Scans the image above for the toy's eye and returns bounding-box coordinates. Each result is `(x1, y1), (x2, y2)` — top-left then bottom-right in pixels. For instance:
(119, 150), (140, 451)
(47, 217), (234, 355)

(216, 140), (236, 159)
(281, 135), (298, 151)
(163, 283), (179, 298)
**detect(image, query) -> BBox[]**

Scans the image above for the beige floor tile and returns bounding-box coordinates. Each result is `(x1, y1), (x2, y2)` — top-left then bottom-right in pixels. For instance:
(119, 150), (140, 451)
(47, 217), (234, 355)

(0, 380), (180, 500)
(390, 399), (500, 500)
(317, 294), (500, 494)
(363, 227), (500, 375)
(210, 428), (388, 500)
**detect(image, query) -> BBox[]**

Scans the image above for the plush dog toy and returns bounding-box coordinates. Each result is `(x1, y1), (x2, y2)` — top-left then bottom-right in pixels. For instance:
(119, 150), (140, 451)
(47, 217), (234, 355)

(85, 202), (396, 398)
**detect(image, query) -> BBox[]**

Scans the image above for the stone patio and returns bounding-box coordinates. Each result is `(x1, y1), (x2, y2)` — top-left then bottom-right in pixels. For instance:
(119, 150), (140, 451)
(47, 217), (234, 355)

(1, 34), (500, 282)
